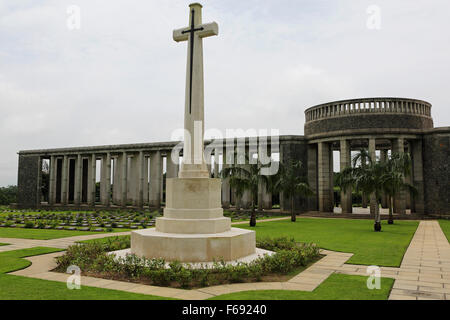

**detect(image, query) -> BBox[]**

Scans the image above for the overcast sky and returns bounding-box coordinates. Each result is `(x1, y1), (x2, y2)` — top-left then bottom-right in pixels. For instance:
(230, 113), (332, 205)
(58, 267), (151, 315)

(1, 0), (449, 186)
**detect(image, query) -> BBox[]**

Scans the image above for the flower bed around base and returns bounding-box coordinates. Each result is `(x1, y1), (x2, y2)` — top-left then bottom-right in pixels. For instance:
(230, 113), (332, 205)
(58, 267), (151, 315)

(55, 236), (321, 289)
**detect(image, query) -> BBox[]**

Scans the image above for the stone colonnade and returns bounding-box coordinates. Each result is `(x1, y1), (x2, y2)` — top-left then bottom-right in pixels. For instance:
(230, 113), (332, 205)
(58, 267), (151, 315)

(46, 150), (177, 209)
(43, 141), (276, 210)
(313, 136), (425, 215)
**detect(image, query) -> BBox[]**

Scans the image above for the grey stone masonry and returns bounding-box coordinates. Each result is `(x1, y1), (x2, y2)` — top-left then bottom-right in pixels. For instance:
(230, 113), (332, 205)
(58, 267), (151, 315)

(423, 128), (450, 216)
(340, 140), (352, 214)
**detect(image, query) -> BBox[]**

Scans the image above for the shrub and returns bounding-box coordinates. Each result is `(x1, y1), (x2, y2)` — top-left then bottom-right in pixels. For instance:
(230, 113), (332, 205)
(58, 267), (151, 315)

(0, 185), (17, 205)
(54, 237), (320, 289)
(257, 237), (297, 251)
(24, 221), (34, 229)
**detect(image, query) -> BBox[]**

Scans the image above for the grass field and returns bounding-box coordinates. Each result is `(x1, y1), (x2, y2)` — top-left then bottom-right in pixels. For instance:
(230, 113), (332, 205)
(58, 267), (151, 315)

(0, 247), (394, 300)
(209, 274), (394, 300)
(439, 220), (450, 242)
(0, 247), (171, 300)
(0, 216), (417, 300)
(0, 227), (129, 240)
(238, 218), (419, 267)
(80, 218), (418, 267)
(0, 247), (64, 273)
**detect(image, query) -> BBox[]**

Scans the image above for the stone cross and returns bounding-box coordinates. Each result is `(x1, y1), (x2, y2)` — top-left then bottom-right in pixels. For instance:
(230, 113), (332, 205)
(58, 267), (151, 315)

(173, 3), (218, 179)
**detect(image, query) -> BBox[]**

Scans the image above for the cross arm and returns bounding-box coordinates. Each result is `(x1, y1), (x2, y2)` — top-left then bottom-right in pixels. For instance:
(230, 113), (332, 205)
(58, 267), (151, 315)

(173, 27), (189, 42)
(173, 22), (219, 42)
(197, 22), (219, 38)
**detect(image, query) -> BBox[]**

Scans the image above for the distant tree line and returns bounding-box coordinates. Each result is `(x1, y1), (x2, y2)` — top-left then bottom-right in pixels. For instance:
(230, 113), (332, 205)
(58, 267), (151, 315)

(0, 185), (17, 205)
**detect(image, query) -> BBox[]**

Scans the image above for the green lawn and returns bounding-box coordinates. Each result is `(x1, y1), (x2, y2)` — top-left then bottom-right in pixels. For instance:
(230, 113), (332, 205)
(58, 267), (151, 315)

(0, 247), (64, 273)
(0, 275), (175, 300)
(0, 228), (129, 240)
(0, 243), (8, 246)
(0, 247), (171, 300)
(238, 218), (419, 267)
(439, 220), (450, 242)
(209, 274), (394, 300)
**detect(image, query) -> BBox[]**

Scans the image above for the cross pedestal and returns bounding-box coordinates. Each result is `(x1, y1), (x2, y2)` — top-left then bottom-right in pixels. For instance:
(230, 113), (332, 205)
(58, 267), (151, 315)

(130, 3), (256, 263)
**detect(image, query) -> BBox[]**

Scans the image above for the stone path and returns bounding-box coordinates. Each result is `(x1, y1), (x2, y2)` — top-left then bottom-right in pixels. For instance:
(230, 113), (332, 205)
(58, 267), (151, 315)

(3, 220), (450, 300)
(0, 232), (131, 252)
(388, 221), (450, 300)
(9, 248), (352, 300)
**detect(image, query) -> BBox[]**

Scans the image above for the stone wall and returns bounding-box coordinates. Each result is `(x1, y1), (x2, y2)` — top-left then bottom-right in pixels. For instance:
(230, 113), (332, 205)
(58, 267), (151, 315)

(423, 129), (450, 215)
(305, 114), (433, 137)
(17, 155), (40, 208)
(280, 139), (309, 212)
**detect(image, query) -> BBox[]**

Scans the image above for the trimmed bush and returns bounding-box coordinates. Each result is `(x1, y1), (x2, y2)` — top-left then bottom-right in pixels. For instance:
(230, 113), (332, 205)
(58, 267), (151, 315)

(55, 237), (320, 289)
(24, 221), (35, 229)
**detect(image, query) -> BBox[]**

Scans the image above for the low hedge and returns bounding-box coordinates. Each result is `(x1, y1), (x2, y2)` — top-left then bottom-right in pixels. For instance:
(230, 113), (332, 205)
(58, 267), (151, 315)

(55, 237), (320, 289)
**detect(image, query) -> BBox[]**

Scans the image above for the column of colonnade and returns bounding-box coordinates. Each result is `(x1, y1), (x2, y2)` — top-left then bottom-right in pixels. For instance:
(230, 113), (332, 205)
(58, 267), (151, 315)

(411, 139), (425, 214)
(149, 151), (162, 208)
(258, 147), (272, 211)
(307, 144), (318, 211)
(379, 150), (388, 208)
(221, 150), (231, 209)
(317, 142), (334, 212)
(340, 140), (352, 213)
(48, 156), (56, 205)
(392, 138), (407, 214)
(368, 138), (377, 216)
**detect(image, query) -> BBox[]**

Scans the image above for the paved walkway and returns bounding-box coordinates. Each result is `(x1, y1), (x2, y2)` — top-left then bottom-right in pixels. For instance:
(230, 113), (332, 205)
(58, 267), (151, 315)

(0, 232), (132, 252)
(10, 248), (352, 300)
(3, 220), (450, 300)
(389, 221), (450, 300)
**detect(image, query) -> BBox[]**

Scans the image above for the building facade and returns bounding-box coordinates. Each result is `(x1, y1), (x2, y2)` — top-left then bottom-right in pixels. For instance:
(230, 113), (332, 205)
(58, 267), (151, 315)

(15, 97), (450, 216)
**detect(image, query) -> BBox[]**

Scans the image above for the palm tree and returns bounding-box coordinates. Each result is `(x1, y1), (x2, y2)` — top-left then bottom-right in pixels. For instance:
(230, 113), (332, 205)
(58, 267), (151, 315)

(222, 154), (268, 227)
(381, 153), (417, 224)
(273, 160), (314, 222)
(339, 158), (385, 231)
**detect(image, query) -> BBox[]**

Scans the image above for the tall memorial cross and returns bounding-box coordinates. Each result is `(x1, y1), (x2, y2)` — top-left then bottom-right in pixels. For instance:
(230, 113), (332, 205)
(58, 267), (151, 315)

(129, 3), (257, 263)
(173, 3), (218, 178)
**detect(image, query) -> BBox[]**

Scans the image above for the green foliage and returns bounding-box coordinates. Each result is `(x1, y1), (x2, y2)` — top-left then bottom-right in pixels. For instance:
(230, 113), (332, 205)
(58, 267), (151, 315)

(272, 160), (314, 221)
(24, 221), (34, 229)
(336, 150), (417, 227)
(221, 153), (270, 226)
(439, 220), (450, 242)
(0, 186), (17, 205)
